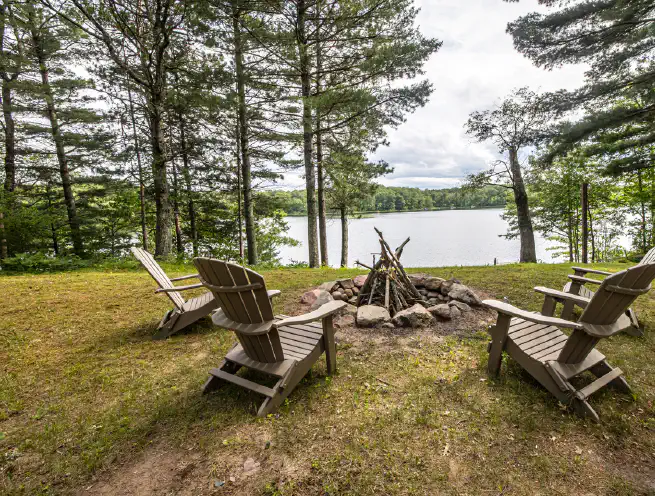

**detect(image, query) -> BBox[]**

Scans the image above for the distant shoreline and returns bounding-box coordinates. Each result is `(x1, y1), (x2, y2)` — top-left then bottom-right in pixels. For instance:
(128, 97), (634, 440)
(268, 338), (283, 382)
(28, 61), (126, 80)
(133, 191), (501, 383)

(283, 205), (505, 217)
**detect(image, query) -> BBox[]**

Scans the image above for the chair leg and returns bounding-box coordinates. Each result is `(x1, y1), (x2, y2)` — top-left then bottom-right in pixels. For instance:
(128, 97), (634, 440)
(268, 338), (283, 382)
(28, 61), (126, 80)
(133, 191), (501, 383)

(572, 397), (600, 423)
(257, 367), (302, 417)
(590, 360), (632, 395)
(202, 360), (242, 394)
(154, 311), (181, 340)
(623, 309), (643, 337)
(487, 314), (511, 376)
(322, 315), (337, 375)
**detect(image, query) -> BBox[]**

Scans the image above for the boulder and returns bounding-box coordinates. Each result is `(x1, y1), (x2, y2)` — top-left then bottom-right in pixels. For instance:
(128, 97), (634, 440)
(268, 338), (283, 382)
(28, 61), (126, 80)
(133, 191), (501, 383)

(428, 303), (452, 320)
(448, 283), (482, 306)
(408, 273), (431, 287)
(344, 289), (354, 298)
(300, 288), (322, 305)
(356, 305), (391, 327)
(332, 291), (346, 301)
(319, 280), (338, 292)
(450, 306), (462, 319)
(353, 275), (368, 288)
(338, 303), (358, 316)
(334, 314), (355, 329)
(440, 279), (456, 296)
(392, 304), (435, 328)
(427, 291), (441, 299)
(448, 300), (471, 312)
(424, 277), (445, 291)
(338, 278), (355, 290)
(310, 290), (334, 310)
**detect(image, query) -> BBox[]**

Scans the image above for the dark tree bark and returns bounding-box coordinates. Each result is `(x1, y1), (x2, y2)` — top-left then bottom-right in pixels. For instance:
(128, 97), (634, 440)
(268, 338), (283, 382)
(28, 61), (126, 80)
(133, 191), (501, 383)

(127, 85), (148, 250)
(232, 2), (257, 264)
(171, 153), (183, 255)
(235, 115), (244, 259)
(297, 0), (319, 267)
(637, 170), (648, 253)
(315, 4), (327, 266)
(509, 147), (536, 263)
(581, 182), (589, 263)
(340, 205), (348, 267)
(178, 113), (197, 257)
(30, 16), (84, 256)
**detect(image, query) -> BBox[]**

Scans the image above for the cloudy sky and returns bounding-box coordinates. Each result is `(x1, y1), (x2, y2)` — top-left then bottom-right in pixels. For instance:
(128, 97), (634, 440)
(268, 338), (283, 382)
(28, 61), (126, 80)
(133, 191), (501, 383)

(280, 0), (588, 190)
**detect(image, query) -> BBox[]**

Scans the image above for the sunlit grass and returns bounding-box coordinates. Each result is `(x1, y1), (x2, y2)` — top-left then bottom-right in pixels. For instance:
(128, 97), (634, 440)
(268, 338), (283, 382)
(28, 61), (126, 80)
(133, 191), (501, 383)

(1, 262), (654, 494)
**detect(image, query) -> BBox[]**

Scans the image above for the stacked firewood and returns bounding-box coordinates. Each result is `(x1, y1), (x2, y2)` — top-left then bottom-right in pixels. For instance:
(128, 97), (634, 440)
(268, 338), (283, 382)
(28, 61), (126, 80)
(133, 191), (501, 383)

(355, 228), (423, 315)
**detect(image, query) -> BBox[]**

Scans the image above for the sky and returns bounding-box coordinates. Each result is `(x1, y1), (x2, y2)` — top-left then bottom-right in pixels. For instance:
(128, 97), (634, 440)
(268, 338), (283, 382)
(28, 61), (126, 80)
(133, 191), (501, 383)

(279, 0), (588, 190)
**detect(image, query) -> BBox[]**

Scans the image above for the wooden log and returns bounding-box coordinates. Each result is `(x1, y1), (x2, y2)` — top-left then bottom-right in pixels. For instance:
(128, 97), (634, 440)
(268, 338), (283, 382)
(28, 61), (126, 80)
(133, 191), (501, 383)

(384, 274), (390, 310)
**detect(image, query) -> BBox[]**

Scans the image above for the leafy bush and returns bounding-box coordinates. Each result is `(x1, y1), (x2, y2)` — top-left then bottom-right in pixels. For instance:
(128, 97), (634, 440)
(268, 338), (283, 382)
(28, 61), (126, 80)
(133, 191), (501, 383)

(0, 253), (142, 274)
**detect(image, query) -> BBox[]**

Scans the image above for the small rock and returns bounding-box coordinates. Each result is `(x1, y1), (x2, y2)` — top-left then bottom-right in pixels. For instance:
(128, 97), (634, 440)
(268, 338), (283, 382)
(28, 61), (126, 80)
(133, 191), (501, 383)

(348, 296), (358, 305)
(338, 278), (354, 290)
(331, 290), (344, 301)
(338, 303), (358, 316)
(300, 289), (321, 305)
(408, 273), (431, 287)
(448, 284), (483, 306)
(356, 305), (391, 327)
(352, 286), (359, 295)
(353, 275), (368, 288)
(440, 279), (456, 296)
(319, 281), (337, 292)
(214, 480), (225, 488)
(418, 288), (429, 296)
(344, 289), (354, 298)
(448, 300), (471, 312)
(426, 298), (438, 306)
(424, 277), (445, 291)
(335, 314), (355, 328)
(427, 291), (441, 298)
(310, 289), (333, 310)
(243, 458), (260, 475)
(450, 306), (462, 319)
(429, 304), (452, 320)
(381, 322), (395, 330)
(391, 304), (435, 328)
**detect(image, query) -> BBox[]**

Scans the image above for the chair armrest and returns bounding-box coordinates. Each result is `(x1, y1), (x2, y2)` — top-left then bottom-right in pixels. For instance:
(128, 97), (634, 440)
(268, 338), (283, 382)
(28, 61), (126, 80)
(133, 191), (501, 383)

(267, 290), (281, 299)
(275, 300), (346, 328)
(169, 273), (199, 282)
(569, 275), (602, 285)
(571, 267), (612, 276)
(534, 286), (591, 307)
(156, 283), (203, 293)
(482, 300), (583, 329)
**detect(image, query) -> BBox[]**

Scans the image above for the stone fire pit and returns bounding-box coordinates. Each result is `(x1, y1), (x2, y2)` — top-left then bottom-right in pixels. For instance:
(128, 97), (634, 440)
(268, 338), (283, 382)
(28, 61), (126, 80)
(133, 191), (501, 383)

(300, 272), (483, 330)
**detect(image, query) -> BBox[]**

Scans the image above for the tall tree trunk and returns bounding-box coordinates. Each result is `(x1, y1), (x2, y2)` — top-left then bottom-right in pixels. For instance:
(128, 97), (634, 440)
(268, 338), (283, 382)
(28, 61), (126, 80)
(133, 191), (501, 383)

(340, 205), (348, 267)
(581, 182), (588, 264)
(509, 146), (536, 263)
(46, 181), (58, 255)
(178, 113), (197, 257)
(127, 85), (148, 250)
(31, 19), (84, 257)
(588, 201), (596, 263)
(0, 80), (14, 260)
(637, 170), (647, 253)
(297, 0), (319, 267)
(235, 115), (244, 259)
(148, 97), (172, 258)
(171, 153), (183, 255)
(232, 2), (257, 264)
(315, 2), (328, 266)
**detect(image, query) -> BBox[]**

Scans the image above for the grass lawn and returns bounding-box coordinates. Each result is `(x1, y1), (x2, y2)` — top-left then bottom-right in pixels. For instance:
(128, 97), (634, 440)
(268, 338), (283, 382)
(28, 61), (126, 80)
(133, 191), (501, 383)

(1, 262), (654, 495)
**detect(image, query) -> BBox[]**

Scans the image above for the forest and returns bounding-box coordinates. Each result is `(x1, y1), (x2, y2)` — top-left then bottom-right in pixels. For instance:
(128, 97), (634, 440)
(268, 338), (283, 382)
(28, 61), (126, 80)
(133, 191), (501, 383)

(262, 185), (507, 216)
(0, 0), (653, 270)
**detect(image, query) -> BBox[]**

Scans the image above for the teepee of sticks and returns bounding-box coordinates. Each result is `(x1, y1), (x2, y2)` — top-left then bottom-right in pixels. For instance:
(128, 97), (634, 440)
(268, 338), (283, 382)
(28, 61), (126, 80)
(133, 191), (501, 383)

(355, 228), (423, 315)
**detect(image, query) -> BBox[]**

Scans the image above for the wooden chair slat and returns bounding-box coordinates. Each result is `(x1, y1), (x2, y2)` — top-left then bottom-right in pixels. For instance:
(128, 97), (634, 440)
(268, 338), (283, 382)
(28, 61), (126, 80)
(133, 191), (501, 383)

(226, 262), (263, 324)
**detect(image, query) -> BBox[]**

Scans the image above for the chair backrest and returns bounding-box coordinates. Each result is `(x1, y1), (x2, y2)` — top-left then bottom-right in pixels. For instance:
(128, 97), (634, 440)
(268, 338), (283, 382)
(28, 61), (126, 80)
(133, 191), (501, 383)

(194, 258), (283, 363)
(639, 246), (655, 265)
(558, 263), (655, 363)
(131, 247), (185, 310)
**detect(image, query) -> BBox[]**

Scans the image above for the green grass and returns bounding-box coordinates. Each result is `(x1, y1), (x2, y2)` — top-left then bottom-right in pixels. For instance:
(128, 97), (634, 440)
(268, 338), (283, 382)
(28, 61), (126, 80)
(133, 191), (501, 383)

(1, 263), (654, 495)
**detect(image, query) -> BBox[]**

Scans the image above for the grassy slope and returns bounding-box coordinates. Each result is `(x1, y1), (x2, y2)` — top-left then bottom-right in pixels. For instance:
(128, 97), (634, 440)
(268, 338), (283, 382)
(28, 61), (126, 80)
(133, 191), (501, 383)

(1, 263), (654, 495)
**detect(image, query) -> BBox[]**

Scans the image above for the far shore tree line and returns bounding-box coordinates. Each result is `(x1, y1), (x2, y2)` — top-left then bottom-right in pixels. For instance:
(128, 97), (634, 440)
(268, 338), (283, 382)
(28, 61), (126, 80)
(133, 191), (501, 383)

(1, 0), (654, 269)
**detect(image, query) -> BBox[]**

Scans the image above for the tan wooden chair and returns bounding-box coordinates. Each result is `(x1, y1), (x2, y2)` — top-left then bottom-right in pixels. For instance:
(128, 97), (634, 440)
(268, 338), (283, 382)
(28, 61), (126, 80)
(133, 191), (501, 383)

(484, 262), (655, 422)
(194, 257), (346, 417)
(561, 247), (655, 336)
(131, 247), (219, 339)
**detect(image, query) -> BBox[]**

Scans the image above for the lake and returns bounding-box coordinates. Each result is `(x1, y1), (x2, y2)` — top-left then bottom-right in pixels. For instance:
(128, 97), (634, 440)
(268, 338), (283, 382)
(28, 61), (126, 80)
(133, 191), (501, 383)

(280, 209), (560, 267)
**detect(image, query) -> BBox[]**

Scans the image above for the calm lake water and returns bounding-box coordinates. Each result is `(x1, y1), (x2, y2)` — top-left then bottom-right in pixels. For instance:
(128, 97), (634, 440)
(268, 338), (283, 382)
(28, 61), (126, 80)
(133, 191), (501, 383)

(280, 209), (559, 268)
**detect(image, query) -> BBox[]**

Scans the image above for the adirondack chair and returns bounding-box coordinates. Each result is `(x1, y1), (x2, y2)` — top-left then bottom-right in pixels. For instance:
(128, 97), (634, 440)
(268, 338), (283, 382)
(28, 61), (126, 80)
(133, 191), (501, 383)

(131, 247), (219, 339)
(194, 257), (346, 417)
(484, 262), (655, 421)
(561, 247), (655, 336)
